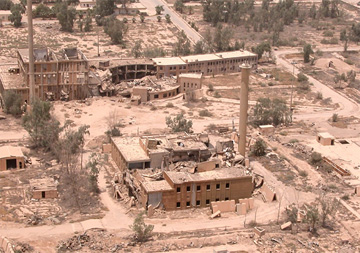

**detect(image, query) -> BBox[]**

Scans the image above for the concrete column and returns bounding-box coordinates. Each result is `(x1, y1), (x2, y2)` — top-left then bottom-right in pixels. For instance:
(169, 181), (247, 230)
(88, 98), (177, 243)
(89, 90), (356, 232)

(238, 64), (251, 156)
(27, 0), (35, 102)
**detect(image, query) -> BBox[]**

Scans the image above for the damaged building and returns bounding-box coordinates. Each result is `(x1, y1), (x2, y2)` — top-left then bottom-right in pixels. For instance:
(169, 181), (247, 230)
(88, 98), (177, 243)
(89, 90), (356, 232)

(0, 146), (25, 171)
(137, 165), (253, 211)
(0, 48), (89, 103)
(111, 134), (211, 172)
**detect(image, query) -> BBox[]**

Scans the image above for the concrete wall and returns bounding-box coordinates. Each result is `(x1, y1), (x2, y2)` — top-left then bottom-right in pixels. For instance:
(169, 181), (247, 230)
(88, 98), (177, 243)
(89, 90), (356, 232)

(179, 76), (202, 93)
(197, 160), (216, 172)
(163, 176), (253, 211)
(211, 200), (236, 213)
(261, 183), (276, 202)
(32, 189), (58, 199)
(0, 156), (25, 171)
(317, 136), (334, 146)
(149, 86), (179, 100)
(133, 87), (148, 103)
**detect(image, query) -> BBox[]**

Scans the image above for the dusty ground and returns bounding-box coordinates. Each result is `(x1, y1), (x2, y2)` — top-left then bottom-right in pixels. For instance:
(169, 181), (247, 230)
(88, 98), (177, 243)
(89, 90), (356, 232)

(0, 16), (178, 63)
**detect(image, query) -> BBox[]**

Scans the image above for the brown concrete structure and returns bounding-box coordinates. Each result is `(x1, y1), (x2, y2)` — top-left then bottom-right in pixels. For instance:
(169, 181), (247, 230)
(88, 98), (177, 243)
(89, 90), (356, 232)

(178, 73), (202, 93)
(259, 125), (275, 135)
(317, 132), (335, 146)
(109, 59), (156, 83)
(0, 10), (11, 23)
(30, 178), (58, 199)
(0, 146), (25, 171)
(153, 50), (258, 79)
(139, 167), (253, 211)
(260, 183), (277, 202)
(211, 200), (236, 213)
(111, 134), (211, 172)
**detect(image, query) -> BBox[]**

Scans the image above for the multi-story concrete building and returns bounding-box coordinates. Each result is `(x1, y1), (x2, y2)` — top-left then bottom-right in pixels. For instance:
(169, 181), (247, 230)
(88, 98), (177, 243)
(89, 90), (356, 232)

(152, 50), (258, 79)
(0, 48), (89, 102)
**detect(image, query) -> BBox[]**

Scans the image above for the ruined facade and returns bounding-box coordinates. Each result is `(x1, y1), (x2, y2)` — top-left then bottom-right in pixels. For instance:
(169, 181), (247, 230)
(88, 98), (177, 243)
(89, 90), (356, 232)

(0, 48), (89, 103)
(109, 59), (156, 83)
(139, 167), (254, 211)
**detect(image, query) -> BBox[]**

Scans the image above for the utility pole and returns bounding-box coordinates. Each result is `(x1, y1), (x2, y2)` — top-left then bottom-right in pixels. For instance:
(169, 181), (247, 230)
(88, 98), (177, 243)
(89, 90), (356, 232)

(97, 30), (100, 57)
(27, 0), (35, 102)
(238, 63), (251, 156)
(290, 61), (296, 123)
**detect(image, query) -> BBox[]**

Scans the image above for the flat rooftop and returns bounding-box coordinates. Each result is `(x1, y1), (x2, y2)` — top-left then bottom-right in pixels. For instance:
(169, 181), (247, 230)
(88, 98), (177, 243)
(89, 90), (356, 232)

(181, 54), (220, 63)
(318, 132), (335, 139)
(112, 137), (150, 163)
(179, 73), (203, 79)
(152, 57), (186, 66)
(29, 178), (57, 191)
(169, 137), (208, 151)
(215, 50), (257, 59)
(0, 10), (11, 15)
(165, 167), (249, 184)
(0, 65), (25, 89)
(142, 180), (173, 193)
(108, 58), (154, 68)
(0, 146), (24, 159)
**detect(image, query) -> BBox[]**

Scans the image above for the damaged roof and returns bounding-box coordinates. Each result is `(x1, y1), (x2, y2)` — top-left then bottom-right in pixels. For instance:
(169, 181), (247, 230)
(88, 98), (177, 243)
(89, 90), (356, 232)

(165, 167), (249, 184)
(112, 137), (150, 163)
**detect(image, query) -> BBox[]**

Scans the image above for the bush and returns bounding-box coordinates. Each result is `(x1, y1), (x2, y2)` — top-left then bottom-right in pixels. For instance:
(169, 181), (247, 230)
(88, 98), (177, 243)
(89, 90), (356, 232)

(299, 170), (308, 177)
(166, 113), (193, 133)
(316, 92), (323, 100)
(130, 212), (154, 242)
(297, 73), (308, 82)
(310, 152), (322, 165)
(166, 102), (174, 108)
(150, 105), (157, 111)
(252, 139), (267, 156)
(332, 113), (338, 122)
(214, 91), (221, 98)
(341, 194), (349, 200)
(199, 109), (213, 117)
(323, 30), (334, 37)
(208, 84), (214, 91)
(289, 139), (299, 143)
(3, 90), (22, 116)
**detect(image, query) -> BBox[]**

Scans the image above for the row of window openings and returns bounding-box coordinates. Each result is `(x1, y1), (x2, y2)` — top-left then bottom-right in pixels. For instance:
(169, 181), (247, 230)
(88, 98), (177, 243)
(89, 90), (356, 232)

(176, 183), (230, 193)
(176, 197), (230, 208)
(183, 83), (198, 88)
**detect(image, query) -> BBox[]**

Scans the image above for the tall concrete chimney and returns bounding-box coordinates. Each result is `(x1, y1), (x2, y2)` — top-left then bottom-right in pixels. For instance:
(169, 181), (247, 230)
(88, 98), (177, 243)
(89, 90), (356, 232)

(238, 64), (251, 156)
(27, 0), (35, 102)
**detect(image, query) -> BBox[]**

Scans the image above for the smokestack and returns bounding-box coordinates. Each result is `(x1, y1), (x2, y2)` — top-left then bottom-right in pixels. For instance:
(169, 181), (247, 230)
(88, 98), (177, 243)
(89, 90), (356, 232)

(27, 0), (35, 102)
(238, 63), (251, 156)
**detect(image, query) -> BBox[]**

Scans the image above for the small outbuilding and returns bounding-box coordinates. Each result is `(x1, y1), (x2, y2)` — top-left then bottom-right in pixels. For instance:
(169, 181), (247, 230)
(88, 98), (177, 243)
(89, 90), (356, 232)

(317, 132), (335, 146)
(30, 178), (58, 199)
(259, 125), (275, 135)
(0, 146), (25, 171)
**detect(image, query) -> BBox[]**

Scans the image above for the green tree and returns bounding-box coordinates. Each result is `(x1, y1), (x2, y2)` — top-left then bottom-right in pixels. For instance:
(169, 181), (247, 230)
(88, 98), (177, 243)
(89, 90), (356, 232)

(173, 30), (191, 56)
(157, 15), (161, 22)
(9, 4), (23, 27)
(174, 0), (185, 13)
(96, 0), (115, 17)
(131, 40), (142, 58)
(130, 212), (154, 242)
(155, 5), (164, 15)
(252, 139), (267, 156)
(309, 3), (317, 19)
(86, 153), (101, 193)
(77, 19), (83, 31)
(318, 195), (338, 227)
(143, 47), (166, 58)
(252, 41), (271, 60)
(3, 90), (22, 116)
(34, 4), (54, 19)
(193, 40), (206, 54)
(84, 15), (92, 32)
(22, 99), (61, 150)
(132, 17), (136, 23)
(165, 13), (171, 23)
(166, 113), (193, 133)
(253, 98), (290, 126)
(303, 43), (313, 63)
(306, 205), (319, 232)
(104, 17), (128, 45)
(56, 3), (76, 32)
(0, 0), (13, 10)
(310, 151), (322, 165)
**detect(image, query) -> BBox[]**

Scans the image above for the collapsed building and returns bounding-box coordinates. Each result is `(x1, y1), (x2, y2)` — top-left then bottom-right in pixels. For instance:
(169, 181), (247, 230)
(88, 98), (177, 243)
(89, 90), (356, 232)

(0, 48), (89, 102)
(111, 134), (212, 172)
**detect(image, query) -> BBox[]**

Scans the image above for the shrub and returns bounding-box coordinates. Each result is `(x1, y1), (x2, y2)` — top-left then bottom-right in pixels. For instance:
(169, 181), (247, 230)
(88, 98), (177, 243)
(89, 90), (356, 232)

(297, 73), (308, 82)
(208, 84), (214, 91)
(299, 170), (308, 177)
(289, 139), (299, 143)
(130, 212), (154, 242)
(214, 91), (221, 98)
(166, 102), (174, 108)
(3, 90), (22, 116)
(332, 113), (338, 122)
(150, 105), (157, 111)
(323, 30), (334, 37)
(199, 109), (213, 117)
(166, 113), (193, 133)
(316, 92), (323, 100)
(310, 152), (322, 165)
(341, 194), (349, 200)
(252, 139), (267, 156)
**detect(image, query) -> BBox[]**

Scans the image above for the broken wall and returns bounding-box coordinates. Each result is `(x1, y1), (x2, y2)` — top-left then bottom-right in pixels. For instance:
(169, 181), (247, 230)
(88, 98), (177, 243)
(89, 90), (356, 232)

(211, 200), (236, 213)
